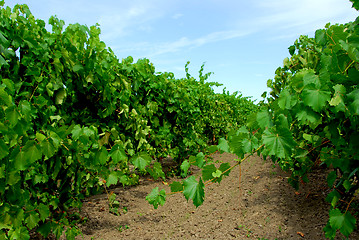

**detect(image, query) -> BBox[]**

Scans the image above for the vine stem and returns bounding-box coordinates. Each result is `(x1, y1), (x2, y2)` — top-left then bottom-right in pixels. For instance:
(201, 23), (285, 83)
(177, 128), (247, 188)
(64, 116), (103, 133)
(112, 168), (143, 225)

(345, 196), (356, 214)
(29, 84), (39, 101)
(239, 161), (242, 211)
(344, 60), (354, 73)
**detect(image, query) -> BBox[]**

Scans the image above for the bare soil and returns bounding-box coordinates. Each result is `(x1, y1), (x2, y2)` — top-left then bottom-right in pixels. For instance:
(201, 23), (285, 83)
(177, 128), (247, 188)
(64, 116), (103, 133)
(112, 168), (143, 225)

(75, 153), (359, 240)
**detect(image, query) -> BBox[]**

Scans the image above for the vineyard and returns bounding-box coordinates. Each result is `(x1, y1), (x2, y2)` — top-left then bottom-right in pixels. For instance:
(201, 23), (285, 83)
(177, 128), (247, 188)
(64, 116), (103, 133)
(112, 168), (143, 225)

(0, 0), (359, 239)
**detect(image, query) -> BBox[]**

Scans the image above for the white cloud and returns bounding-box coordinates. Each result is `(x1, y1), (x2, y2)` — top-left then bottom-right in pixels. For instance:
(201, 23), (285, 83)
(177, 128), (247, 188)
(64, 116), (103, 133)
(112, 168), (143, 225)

(251, 0), (357, 35)
(98, 2), (166, 41)
(144, 29), (254, 56)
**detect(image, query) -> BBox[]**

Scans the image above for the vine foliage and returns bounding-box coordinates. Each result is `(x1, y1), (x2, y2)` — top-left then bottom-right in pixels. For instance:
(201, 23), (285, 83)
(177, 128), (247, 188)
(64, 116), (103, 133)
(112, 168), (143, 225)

(0, 2), (257, 239)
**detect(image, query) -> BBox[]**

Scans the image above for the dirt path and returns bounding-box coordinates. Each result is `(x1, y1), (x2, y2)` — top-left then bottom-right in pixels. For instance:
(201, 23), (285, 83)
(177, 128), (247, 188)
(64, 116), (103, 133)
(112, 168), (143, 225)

(75, 153), (359, 240)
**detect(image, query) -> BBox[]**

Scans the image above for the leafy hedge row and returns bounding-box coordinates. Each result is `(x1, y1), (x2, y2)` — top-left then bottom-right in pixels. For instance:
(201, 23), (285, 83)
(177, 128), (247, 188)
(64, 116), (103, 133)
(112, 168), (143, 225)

(0, 2), (257, 239)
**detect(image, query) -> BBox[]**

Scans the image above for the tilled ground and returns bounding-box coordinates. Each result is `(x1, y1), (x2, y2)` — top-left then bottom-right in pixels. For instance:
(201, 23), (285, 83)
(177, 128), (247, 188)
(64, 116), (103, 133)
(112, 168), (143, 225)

(74, 153), (359, 240)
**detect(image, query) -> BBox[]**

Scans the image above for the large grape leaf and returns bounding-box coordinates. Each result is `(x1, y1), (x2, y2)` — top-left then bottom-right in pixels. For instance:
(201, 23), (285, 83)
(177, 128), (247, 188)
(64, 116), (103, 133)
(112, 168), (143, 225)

(262, 127), (296, 159)
(109, 144), (127, 164)
(106, 172), (119, 187)
(329, 209), (356, 237)
(183, 176), (205, 207)
(256, 109), (271, 129)
(131, 152), (151, 171)
(302, 86), (331, 112)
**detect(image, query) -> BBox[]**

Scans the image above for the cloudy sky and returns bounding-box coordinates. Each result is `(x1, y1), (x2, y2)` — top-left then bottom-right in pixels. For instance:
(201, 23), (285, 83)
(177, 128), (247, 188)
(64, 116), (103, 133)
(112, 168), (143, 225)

(4, 0), (358, 101)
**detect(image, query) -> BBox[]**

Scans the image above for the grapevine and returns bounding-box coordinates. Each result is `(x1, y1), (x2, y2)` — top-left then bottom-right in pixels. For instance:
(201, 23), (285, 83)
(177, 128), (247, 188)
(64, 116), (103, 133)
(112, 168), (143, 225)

(0, 2), (257, 239)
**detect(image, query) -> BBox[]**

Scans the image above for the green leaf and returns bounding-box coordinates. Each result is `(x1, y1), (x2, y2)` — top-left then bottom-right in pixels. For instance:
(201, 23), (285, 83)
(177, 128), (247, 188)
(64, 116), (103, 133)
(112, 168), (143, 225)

(327, 171), (337, 187)
(22, 141), (42, 164)
(348, 89), (359, 115)
(212, 169), (222, 178)
(38, 204), (50, 221)
(278, 88), (296, 109)
(296, 108), (322, 128)
(194, 152), (205, 168)
(228, 132), (245, 159)
(0, 139), (9, 160)
(256, 109), (271, 129)
(242, 136), (259, 153)
(95, 147), (108, 165)
(340, 40), (359, 62)
(71, 125), (82, 140)
(324, 222), (337, 239)
(291, 69), (308, 92)
(2, 79), (14, 94)
(262, 128), (295, 159)
(20, 100), (31, 117)
(180, 160), (191, 177)
(183, 176), (205, 207)
(5, 106), (19, 127)
(55, 88), (66, 105)
(41, 140), (56, 159)
(343, 180), (352, 192)
(326, 190), (341, 207)
(350, 0), (359, 10)
(106, 172), (118, 187)
(146, 187), (166, 209)
(303, 71), (320, 87)
(0, 55), (8, 67)
(131, 152), (151, 171)
(315, 29), (327, 46)
(0, 87), (12, 106)
(208, 145), (218, 154)
(218, 162), (231, 177)
(25, 213), (41, 229)
(36, 132), (47, 142)
(202, 164), (217, 181)
(147, 162), (165, 180)
(329, 209), (356, 237)
(109, 144), (127, 164)
(217, 138), (230, 153)
(72, 64), (84, 72)
(14, 150), (28, 171)
(288, 45), (296, 56)
(302, 86), (331, 112)
(6, 171), (21, 185)
(329, 84), (346, 112)
(170, 181), (183, 192)
(8, 226), (30, 240)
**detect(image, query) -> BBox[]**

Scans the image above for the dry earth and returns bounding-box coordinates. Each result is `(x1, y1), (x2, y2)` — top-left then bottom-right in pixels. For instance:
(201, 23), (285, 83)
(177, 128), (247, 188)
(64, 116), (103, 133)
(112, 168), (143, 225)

(74, 153), (359, 240)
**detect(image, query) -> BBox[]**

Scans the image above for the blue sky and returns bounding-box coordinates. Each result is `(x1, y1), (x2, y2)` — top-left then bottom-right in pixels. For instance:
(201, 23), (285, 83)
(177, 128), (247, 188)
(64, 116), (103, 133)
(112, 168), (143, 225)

(4, 0), (358, 101)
